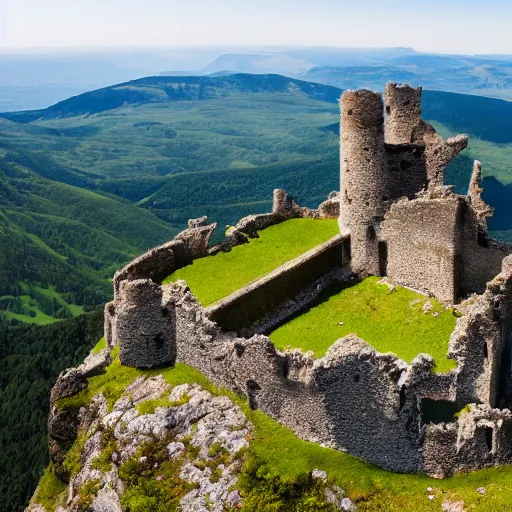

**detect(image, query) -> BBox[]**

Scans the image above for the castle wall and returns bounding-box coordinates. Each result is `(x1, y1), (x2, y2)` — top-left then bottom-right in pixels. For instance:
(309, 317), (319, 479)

(384, 83), (422, 144)
(381, 196), (464, 303)
(165, 281), (433, 472)
(385, 143), (428, 200)
(206, 235), (348, 334)
(339, 90), (387, 275)
(449, 256), (512, 407)
(314, 337), (422, 472)
(460, 199), (510, 297)
(113, 240), (192, 296)
(113, 222), (217, 295)
(422, 405), (512, 477)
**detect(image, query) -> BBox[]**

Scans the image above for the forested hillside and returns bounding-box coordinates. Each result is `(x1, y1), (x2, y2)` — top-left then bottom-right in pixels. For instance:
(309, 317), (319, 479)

(1, 74), (512, 321)
(0, 310), (104, 511)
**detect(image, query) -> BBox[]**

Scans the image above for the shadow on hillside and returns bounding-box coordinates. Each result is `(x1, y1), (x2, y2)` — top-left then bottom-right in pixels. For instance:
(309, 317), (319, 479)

(483, 176), (512, 232)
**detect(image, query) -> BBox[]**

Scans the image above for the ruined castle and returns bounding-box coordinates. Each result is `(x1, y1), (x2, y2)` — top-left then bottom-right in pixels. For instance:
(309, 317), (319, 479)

(74, 83), (512, 477)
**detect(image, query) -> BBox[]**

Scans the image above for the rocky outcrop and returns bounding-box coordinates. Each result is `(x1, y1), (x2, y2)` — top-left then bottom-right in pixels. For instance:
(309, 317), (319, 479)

(48, 349), (112, 481)
(31, 367), (253, 512)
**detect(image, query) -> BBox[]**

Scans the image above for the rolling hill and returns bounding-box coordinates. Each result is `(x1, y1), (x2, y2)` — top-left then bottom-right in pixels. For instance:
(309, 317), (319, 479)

(1, 73), (512, 322)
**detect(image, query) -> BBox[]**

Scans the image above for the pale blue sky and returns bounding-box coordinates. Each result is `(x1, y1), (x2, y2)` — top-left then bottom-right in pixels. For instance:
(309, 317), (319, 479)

(1, 0), (511, 54)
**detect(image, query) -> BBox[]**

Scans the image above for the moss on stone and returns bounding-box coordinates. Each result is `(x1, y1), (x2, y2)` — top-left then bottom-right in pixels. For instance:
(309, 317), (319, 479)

(135, 393), (190, 416)
(61, 432), (88, 479)
(32, 463), (67, 511)
(119, 438), (197, 512)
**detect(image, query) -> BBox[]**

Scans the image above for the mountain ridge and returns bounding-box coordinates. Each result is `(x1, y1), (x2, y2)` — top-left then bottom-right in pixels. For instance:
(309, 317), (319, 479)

(0, 74), (341, 123)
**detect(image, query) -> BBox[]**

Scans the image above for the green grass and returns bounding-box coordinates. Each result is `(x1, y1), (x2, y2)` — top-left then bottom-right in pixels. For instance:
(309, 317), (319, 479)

(56, 346), (212, 412)
(3, 309), (56, 325)
(52, 344), (512, 511)
(163, 218), (339, 306)
(91, 337), (107, 354)
(269, 277), (458, 372)
(32, 464), (67, 511)
(0, 283), (85, 325)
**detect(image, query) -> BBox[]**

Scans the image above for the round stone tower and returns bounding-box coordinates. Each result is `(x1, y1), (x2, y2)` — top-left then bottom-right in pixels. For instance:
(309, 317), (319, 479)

(384, 83), (422, 144)
(116, 279), (176, 369)
(339, 89), (387, 275)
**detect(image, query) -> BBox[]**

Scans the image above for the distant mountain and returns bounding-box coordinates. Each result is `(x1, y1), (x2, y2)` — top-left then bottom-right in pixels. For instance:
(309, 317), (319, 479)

(175, 48), (512, 101)
(0, 74), (341, 123)
(199, 53), (316, 77)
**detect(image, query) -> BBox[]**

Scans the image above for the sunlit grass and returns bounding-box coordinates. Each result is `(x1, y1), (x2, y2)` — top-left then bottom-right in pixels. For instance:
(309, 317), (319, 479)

(270, 276), (458, 372)
(163, 218), (339, 306)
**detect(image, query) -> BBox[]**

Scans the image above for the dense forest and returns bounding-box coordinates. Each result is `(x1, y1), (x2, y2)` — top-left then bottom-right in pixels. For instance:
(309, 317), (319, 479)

(0, 310), (104, 511)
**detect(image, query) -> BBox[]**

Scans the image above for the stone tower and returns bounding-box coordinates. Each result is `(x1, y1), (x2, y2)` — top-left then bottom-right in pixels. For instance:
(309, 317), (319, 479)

(339, 90), (388, 275)
(115, 279), (176, 369)
(384, 83), (422, 144)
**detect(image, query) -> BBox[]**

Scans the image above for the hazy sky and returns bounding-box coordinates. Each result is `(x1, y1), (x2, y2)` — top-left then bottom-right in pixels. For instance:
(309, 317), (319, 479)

(1, 0), (512, 54)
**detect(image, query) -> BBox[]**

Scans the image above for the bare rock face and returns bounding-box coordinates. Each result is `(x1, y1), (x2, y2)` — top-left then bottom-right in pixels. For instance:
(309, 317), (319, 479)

(51, 347), (111, 407)
(47, 349), (111, 481)
(50, 369), (87, 407)
(33, 377), (252, 512)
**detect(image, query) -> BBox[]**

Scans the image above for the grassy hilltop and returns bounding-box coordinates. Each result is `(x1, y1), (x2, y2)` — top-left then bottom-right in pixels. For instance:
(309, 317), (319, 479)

(2, 74), (512, 511)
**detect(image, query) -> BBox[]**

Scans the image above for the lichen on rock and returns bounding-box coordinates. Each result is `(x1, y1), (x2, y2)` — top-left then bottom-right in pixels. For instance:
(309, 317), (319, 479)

(30, 375), (252, 512)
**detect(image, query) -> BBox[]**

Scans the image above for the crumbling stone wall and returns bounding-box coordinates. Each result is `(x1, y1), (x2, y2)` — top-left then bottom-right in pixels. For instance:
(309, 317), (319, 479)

(164, 281), (439, 472)
(236, 189), (317, 237)
(381, 182), (511, 304)
(112, 219), (216, 296)
(385, 143), (428, 200)
(423, 405), (512, 477)
(449, 256), (512, 407)
(107, 191), (340, 369)
(384, 83), (422, 144)
(206, 235), (348, 334)
(381, 194), (464, 303)
(339, 83), (468, 280)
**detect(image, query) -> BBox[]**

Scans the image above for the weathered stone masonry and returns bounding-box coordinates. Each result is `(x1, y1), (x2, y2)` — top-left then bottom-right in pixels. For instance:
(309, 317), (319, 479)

(340, 82), (508, 304)
(62, 82), (512, 479)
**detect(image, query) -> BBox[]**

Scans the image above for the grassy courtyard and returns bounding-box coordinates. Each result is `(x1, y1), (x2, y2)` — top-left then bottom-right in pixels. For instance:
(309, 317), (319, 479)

(163, 218), (339, 306)
(270, 276), (458, 373)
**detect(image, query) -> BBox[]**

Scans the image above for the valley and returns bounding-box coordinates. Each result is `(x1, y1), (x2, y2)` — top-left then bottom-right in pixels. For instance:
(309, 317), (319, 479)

(1, 75), (512, 321)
